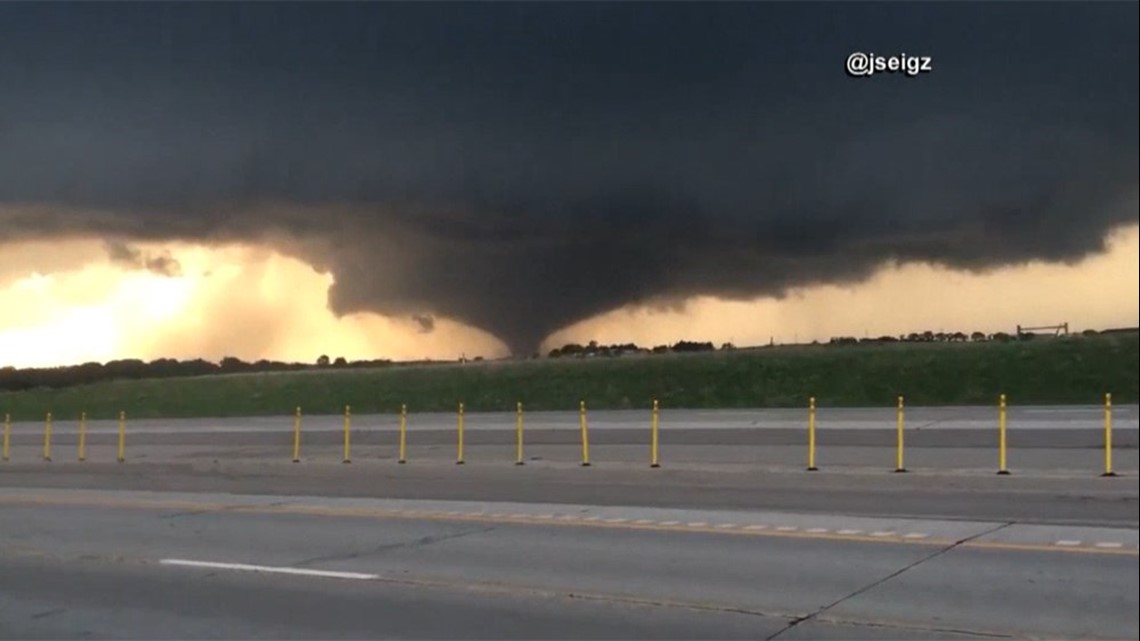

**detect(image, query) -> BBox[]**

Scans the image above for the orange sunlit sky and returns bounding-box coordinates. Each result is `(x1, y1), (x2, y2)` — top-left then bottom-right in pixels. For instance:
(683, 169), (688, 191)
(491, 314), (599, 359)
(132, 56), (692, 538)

(1, 224), (1136, 369)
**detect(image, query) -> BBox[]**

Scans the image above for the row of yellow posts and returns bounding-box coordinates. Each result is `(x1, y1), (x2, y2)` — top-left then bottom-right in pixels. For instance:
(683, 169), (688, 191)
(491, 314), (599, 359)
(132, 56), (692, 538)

(1, 411), (128, 463)
(3, 394), (1117, 475)
(804, 393), (1118, 476)
(290, 399), (665, 467)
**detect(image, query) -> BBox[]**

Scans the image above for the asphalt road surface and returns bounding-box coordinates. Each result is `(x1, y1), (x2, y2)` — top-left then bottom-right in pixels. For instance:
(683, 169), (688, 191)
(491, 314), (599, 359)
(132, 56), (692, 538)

(1, 407), (1137, 639)
(0, 488), (1136, 640)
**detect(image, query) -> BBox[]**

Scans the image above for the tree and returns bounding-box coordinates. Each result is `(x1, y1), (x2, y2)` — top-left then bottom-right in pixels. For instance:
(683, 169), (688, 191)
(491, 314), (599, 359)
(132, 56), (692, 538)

(333, 356), (348, 366)
(316, 355), (330, 366)
(970, 331), (986, 342)
(220, 356), (248, 371)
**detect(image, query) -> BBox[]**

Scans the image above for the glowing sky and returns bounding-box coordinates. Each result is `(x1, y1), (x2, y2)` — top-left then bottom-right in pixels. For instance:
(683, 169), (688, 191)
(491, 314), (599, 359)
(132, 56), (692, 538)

(1, 224), (1134, 368)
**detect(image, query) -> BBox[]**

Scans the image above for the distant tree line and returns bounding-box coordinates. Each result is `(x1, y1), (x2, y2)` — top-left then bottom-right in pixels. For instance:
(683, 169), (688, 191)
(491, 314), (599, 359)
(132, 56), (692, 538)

(548, 340), (721, 358)
(550, 328), (1122, 358)
(4, 327), (1128, 392)
(824, 329), (1103, 346)
(0, 355), (393, 392)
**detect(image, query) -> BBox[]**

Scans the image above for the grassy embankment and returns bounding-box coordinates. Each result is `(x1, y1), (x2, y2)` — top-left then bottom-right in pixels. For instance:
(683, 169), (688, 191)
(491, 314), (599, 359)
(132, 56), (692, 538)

(0, 332), (1136, 420)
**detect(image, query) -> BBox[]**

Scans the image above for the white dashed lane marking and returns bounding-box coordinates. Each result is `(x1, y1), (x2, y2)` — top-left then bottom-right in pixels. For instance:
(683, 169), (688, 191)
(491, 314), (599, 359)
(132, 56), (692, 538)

(360, 508), (1138, 553)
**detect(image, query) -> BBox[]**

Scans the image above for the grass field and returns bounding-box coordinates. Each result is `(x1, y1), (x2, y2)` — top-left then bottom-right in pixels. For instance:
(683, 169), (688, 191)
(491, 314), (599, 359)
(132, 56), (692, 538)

(1, 333), (1136, 420)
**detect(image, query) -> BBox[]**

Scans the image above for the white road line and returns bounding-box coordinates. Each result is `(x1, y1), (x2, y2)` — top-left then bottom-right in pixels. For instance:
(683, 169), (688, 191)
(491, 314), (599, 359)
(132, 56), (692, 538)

(535, 514), (555, 519)
(836, 529), (862, 535)
(687, 522), (708, 527)
(508, 514), (527, 519)
(1055, 540), (1082, 546)
(604, 518), (629, 524)
(633, 519), (655, 525)
(160, 559), (378, 581)
(903, 533), (929, 539)
(583, 516), (603, 522)
(805, 527), (828, 534)
(1094, 542), (1124, 549)
(775, 526), (797, 532)
(557, 515), (578, 521)
(715, 523), (738, 529)
(743, 525), (768, 531)
(870, 531), (895, 537)
(659, 520), (681, 526)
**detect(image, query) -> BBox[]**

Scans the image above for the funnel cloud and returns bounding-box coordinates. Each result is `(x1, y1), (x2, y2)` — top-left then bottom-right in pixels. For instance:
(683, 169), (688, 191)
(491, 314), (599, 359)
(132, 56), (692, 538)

(1, 3), (1136, 355)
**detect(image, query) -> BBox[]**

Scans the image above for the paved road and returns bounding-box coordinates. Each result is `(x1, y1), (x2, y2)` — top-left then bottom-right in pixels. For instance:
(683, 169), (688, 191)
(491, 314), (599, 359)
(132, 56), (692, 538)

(0, 488), (1135, 640)
(2, 407), (1136, 638)
(7, 404), (1139, 434)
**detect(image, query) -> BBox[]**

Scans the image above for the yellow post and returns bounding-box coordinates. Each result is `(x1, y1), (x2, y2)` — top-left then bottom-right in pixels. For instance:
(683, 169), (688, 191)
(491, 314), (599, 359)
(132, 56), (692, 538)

(342, 405), (352, 464)
(515, 401), (525, 466)
(2, 413), (10, 462)
(117, 410), (126, 463)
(579, 400), (591, 467)
(650, 399), (661, 468)
(807, 397), (818, 471)
(1102, 393), (1116, 477)
(398, 403), (408, 464)
(291, 406), (302, 463)
(997, 393), (1010, 475)
(78, 411), (88, 462)
(43, 411), (52, 462)
(456, 402), (465, 465)
(894, 395), (907, 473)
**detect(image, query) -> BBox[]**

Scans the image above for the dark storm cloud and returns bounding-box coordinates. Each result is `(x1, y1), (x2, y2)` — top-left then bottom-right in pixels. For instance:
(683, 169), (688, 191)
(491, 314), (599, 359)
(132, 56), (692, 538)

(104, 241), (182, 278)
(1, 3), (1137, 353)
(412, 314), (436, 334)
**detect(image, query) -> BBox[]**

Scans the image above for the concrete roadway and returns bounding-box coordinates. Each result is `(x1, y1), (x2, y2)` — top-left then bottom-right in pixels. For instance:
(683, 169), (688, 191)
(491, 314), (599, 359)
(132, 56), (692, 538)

(1, 407), (1137, 639)
(0, 488), (1137, 640)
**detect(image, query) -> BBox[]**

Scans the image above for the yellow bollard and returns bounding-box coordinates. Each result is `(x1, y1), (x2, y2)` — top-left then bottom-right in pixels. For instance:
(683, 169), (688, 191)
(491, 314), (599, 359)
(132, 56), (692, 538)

(650, 399), (661, 468)
(515, 401), (525, 466)
(456, 402), (465, 465)
(997, 393), (1010, 475)
(807, 394), (816, 469)
(78, 411), (88, 462)
(342, 405), (352, 464)
(398, 404), (408, 464)
(117, 410), (126, 463)
(291, 406), (302, 463)
(894, 396), (907, 473)
(2, 413), (10, 462)
(579, 400), (591, 467)
(43, 411), (53, 462)
(1102, 393), (1116, 477)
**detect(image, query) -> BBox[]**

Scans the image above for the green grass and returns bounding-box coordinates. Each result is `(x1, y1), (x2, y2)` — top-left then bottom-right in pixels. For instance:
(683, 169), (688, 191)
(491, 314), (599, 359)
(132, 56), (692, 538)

(1, 333), (1136, 420)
